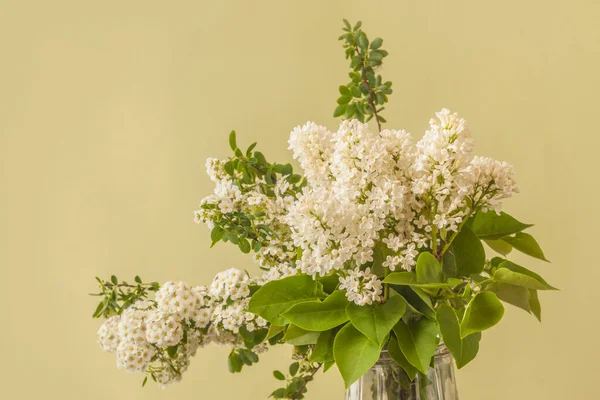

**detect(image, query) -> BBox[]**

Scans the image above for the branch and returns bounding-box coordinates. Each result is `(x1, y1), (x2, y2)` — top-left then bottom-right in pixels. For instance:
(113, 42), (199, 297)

(291, 363), (322, 400)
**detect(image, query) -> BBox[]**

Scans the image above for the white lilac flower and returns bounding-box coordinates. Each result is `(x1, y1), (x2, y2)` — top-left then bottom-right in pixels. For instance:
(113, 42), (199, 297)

(339, 267), (383, 306)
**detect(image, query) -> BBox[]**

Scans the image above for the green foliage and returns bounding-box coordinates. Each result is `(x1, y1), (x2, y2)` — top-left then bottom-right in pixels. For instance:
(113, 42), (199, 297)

(90, 276), (159, 318)
(269, 359), (321, 400)
(248, 275), (320, 326)
(345, 294), (406, 346)
(449, 226), (485, 276)
(460, 292), (504, 338)
(415, 252), (444, 284)
(204, 133), (306, 255)
(335, 20), (392, 128)
(388, 335), (418, 380)
(436, 305), (481, 368)
(469, 210), (532, 240)
(282, 325), (321, 346)
(309, 330), (336, 363)
(282, 290), (349, 331)
(393, 318), (440, 374)
(501, 232), (549, 261)
(228, 348), (260, 373)
(333, 323), (381, 388)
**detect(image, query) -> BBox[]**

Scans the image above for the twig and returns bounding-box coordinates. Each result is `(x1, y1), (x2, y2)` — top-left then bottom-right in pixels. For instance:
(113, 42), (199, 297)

(291, 363), (323, 400)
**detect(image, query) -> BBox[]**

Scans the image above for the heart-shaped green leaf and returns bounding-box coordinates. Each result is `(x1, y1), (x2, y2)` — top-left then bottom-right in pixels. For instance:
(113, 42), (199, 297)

(416, 252), (444, 284)
(310, 329), (336, 362)
(282, 324), (320, 346)
(383, 272), (461, 289)
(248, 275), (319, 325)
(486, 282), (531, 314)
(460, 292), (504, 338)
(493, 268), (549, 290)
(388, 334), (418, 380)
(469, 211), (533, 240)
(282, 290), (349, 331)
(498, 260), (556, 290)
(436, 305), (481, 368)
(452, 226), (485, 276)
(334, 323), (381, 388)
(393, 318), (440, 374)
(346, 295), (406, 346)
(501, 232), (548, 261)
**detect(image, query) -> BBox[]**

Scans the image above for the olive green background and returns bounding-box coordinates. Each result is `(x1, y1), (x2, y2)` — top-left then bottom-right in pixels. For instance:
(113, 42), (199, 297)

(1, 0), (598, 399)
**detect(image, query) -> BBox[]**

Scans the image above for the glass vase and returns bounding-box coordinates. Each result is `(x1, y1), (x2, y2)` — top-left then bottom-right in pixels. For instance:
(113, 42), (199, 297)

(344, 344), (458, 400)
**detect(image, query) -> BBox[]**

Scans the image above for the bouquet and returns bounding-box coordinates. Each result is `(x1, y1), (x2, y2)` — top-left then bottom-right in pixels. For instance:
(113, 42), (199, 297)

(91, 20), (554, 399)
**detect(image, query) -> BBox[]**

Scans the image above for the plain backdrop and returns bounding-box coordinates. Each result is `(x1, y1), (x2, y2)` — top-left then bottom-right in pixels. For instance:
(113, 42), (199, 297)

(1, 0), (599, 399)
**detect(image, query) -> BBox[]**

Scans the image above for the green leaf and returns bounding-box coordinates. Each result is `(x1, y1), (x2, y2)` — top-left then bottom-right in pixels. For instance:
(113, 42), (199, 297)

(210, 226), (224, 247)
(333, 104), (348, 118)
(529, 290), (542, 322)
(345, 295), (406, 346)
(248, 275), (319, 325)
(238, 238), (251, 254)
(317, 274), (340, 294)
(415, 252), (444, 284)
(451, 226), (485, 276)
(357, 33), (368, 50)
(484, 239), (513, 256)
(393, 319), (440, 374)
(370, 37), (383, 50)
(111, 275), (118, 285)
(469, 211), (533, 240)
(493, 268), (549, 290)
(333, 323), (381, 388)
(442, 249), (457, 278)
(383, 272), (460, 289)
(310, 329), (336, 362)
(460, 292), (504, 338)
(497, 260), (556, 289)
(289, 362), (299, 376)
(436, 305), (481, 368)
(273, 370), (286, 381)
(282, 290), (349, 331)
(383, 272), (416, 285)
(339, 85), (351, 96)
(282, 325), (320, 346)
(228, 351), (242, 373)
(486, 282), (531, 314)
(229, 130), (237, 151)
(266, 324), (285, 340)
(388, 335), (418, 380)
(391, 286), (434, 319)
(501, 232), (548, 261)
(337, 95), (352, 105)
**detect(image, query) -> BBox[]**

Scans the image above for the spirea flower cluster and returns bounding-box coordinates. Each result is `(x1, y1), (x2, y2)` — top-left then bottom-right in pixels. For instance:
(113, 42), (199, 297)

(197, 110), (518, 306)
(96, 269), (269, 387)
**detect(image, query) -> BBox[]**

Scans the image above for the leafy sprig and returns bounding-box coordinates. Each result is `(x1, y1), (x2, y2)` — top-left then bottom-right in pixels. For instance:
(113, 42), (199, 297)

(203, 130), (305, 256)
(335, 20), (393, 131)
(270, 352), (322, 400)
(90, 275), (159, 318)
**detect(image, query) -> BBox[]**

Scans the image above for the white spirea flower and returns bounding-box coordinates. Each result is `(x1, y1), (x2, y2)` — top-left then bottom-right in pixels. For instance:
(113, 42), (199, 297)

(145, 311), (184, 348)
(155, 281), (196, 320)
(97, 316), (120, 353)
(209, 268), (250, 301)
(116, 339), (156, 373)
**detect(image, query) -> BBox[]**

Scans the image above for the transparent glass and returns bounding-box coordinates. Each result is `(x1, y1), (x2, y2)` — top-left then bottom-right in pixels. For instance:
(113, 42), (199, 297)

(345, 345), (458, 400)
